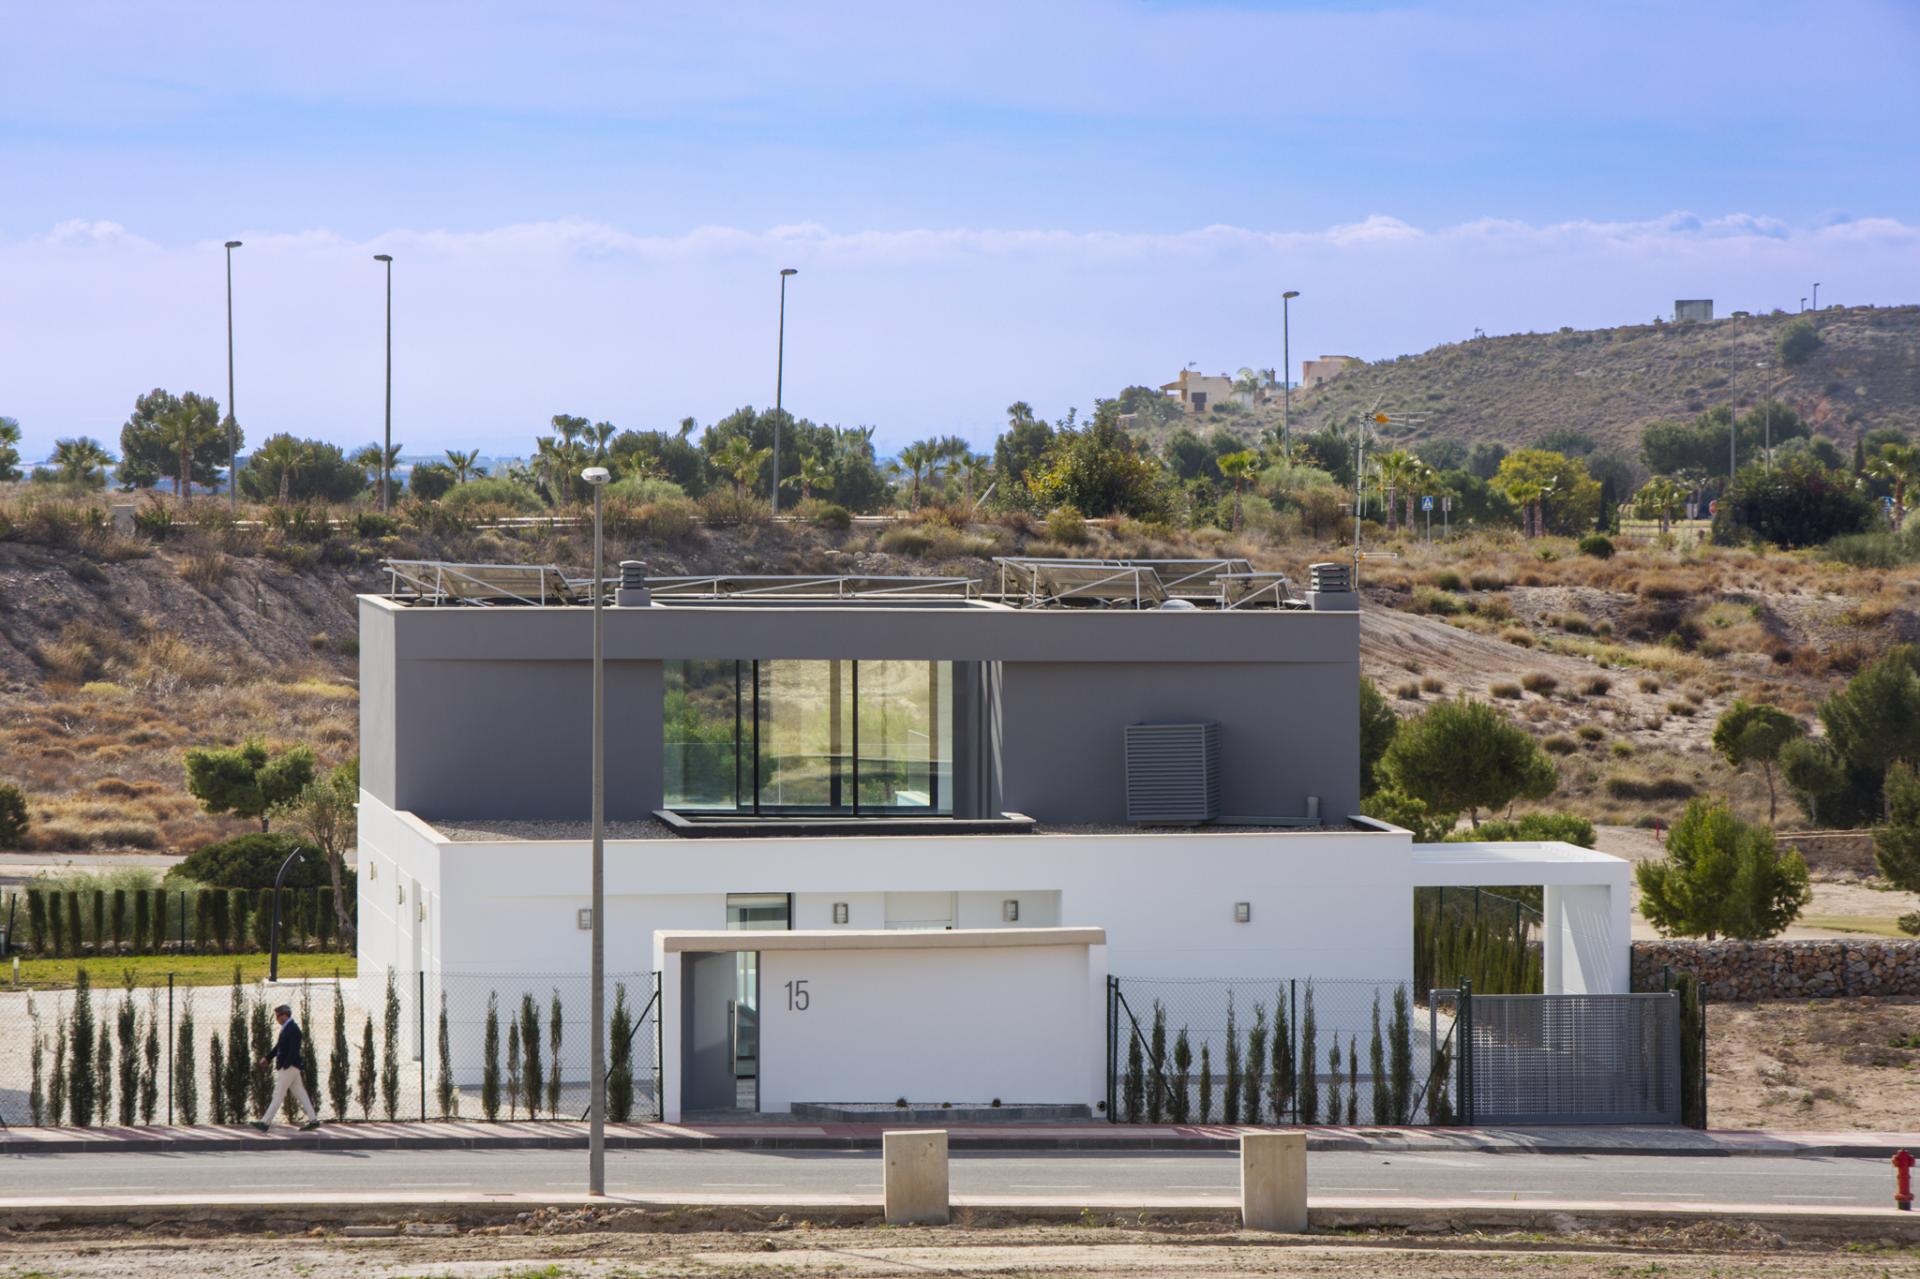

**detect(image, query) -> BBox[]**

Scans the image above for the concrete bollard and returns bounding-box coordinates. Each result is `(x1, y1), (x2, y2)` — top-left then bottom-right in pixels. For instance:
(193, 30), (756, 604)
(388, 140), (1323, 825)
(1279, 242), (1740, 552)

(883, 1129), (950, 1226)
(1239, 1131), (1307, 1232)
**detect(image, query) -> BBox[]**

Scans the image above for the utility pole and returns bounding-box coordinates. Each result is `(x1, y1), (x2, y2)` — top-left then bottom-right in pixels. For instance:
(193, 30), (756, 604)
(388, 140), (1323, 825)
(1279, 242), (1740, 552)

(1281, 290), (1299, 457)
(374, 254), (394, 511)
(224, 241), (242, 508)
(772, 268), (797, 515)
(1812, 282), (1820, 311)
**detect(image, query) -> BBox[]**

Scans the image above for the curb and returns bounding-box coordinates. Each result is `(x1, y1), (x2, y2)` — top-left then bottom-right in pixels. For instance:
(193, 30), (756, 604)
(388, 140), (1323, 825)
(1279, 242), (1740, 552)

(1, 1196), (1916, 1242)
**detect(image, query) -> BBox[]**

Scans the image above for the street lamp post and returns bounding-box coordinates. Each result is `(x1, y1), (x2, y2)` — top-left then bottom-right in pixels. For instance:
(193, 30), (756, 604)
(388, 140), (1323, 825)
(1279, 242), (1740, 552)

(225, 241), (242, 508)
(1281, 290), (1300, 457)
(374, 254), (394, 512)
(1813, 282), (1821, 311)
(582, 464), (611, 1196)
(772, 268), (797, 515)
(269, 847), (304, 983)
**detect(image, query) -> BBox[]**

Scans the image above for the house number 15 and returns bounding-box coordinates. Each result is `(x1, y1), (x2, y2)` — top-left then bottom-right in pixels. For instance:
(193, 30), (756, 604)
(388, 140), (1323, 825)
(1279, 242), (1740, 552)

(784, 979), (810, 1011)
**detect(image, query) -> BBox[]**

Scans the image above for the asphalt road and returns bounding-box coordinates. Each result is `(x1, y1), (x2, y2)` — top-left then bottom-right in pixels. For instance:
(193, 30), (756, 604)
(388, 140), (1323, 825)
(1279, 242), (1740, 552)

(0, 1148), (1896, 1207)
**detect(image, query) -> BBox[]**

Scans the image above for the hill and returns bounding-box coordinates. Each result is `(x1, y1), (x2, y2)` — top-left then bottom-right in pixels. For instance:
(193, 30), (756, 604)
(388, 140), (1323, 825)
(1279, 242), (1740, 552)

(1182, 304), (1920, 457)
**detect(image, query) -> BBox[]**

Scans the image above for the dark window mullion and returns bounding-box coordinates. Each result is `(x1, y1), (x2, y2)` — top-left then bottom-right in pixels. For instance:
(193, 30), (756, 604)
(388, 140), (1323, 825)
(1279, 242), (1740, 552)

(851, 660), (861, 817)
(751, 659), (762, 816)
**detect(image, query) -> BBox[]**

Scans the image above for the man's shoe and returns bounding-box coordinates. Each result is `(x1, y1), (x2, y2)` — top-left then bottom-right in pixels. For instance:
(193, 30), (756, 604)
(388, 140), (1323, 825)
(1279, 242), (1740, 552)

(249, 1121), (269, 1132)
(300, 1120), (322, 1131)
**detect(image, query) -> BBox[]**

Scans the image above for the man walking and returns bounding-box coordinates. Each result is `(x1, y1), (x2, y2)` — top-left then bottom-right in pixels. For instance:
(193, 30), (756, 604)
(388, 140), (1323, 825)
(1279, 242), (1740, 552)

(253, 1003), (322, 1132)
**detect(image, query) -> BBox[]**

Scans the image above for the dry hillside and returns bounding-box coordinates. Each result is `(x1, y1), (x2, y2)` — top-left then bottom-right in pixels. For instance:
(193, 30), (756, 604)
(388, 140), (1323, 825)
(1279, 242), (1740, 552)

(1175, 304), (1920, 456)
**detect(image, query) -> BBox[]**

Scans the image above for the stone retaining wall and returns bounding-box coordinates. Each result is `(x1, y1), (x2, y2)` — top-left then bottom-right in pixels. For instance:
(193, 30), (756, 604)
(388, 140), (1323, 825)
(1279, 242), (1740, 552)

(1778, 830), (1881, 879)
(1632, 939), (1920, 1001)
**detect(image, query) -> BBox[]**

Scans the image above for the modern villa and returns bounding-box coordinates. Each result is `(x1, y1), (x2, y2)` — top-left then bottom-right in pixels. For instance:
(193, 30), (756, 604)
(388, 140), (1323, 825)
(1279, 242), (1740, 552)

(355, 557), (1631, 1118)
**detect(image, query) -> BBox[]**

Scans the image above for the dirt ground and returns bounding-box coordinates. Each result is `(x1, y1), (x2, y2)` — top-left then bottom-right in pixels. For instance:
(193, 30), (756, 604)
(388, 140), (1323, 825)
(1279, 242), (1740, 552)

(1707, 996), (1920, 1130)
(1, 1219), (1916, 1279)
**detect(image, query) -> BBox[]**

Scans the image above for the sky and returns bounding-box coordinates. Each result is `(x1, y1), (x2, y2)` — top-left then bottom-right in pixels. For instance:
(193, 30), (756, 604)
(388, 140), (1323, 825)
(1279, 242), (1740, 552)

(2, 1), (1916, 463)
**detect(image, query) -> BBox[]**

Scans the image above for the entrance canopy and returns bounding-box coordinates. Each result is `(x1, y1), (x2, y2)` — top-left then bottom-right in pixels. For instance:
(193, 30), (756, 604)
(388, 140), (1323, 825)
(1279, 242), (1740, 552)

(1411, 841), (1632, 996)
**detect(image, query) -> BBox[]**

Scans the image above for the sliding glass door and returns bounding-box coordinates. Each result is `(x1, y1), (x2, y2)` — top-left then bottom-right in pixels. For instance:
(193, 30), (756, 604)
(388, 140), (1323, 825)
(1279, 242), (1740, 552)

(663, 659), (954, 816)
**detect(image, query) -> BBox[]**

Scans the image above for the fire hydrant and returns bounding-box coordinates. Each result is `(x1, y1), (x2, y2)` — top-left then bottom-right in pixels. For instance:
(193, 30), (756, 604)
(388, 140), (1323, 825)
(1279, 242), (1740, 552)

(1895, 1149), (1914, 1212)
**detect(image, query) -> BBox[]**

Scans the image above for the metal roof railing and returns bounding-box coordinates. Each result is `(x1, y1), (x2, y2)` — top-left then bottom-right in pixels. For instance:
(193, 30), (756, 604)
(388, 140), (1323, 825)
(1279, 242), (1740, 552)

(646, 574), (978, 601)
(384, 559), (599, 606)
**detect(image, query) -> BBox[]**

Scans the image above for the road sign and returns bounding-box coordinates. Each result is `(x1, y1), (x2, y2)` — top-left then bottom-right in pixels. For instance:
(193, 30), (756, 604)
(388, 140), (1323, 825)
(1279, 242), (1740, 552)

(1421, 495), (1434, 512)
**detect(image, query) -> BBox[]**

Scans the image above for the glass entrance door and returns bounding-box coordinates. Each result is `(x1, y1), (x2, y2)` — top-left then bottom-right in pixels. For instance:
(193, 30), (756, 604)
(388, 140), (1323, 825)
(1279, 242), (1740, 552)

(724, 893), (790, 1107)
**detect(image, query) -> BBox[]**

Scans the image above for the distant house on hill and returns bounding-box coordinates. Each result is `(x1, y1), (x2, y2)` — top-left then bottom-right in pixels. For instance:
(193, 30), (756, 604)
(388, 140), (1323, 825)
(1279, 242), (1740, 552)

(1673, 299), (1714, 323)
(1301, 355), (1361, 388)
(1159, 369), (1239, 413)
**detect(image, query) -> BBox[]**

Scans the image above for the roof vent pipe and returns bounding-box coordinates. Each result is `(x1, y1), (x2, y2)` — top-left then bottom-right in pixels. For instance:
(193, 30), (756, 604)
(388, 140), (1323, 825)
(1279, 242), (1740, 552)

(616, 560), (650, 607)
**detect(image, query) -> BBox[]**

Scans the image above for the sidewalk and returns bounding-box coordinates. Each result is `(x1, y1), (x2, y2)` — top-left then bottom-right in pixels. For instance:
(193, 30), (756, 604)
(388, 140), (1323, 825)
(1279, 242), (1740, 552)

(3, 1119), (1915, 1158)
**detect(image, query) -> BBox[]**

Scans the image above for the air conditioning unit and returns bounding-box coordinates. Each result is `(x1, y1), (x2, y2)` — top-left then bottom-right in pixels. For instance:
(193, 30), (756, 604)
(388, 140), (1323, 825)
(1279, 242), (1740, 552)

(1125, 722), (1221, 825)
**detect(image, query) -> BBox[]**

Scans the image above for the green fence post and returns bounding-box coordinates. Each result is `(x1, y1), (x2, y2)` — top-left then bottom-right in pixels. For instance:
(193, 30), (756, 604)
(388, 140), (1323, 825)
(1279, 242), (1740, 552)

(418, 970), (427, 1123)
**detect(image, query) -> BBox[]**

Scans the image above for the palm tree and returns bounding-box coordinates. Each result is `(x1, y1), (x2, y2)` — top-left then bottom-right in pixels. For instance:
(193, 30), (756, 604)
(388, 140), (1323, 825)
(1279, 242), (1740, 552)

(1373, 450), (1420, 533)
(894, 440), (946, 510)
(1233, 367), (1266, 404)
(1635, 476), (1688, 534)
(352, 443), (405, 501)
(50, 437), (114, 489)
(155, 406), (214, 506)
(783, 454), (832, 503)
(254, 435), (309, 503)
(1216, 450), (1261, 531)
(712, 436), (769, 500)
(1868, 442), (1920, 529)
(589, 420), (616, 462)
(958, 453), (992, 508)
(0, 416), (22, 482)
(444, 449), (482, 484)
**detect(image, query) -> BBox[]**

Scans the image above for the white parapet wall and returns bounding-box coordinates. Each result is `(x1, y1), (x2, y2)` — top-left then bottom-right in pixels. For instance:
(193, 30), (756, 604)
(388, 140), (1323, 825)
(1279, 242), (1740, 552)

(655, 928), (1108, 1121)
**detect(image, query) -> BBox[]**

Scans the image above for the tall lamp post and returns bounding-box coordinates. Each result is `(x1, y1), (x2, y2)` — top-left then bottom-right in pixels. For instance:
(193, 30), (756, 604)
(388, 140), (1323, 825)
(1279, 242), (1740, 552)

(374, 253), (394, 511)
(225, 241), (243, 507)
(582, 463), (611, 1195)
(1280, 290), (1300, 457)
(268, 847), (304, 983)
(771, 268), (797, 515)
(1812, 282), (1821, 311)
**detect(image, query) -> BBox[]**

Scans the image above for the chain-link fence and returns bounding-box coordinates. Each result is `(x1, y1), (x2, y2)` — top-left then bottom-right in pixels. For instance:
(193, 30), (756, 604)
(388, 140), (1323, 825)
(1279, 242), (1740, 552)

(0, 969), (658, 1127)
(1107, 976), (1449, 1126)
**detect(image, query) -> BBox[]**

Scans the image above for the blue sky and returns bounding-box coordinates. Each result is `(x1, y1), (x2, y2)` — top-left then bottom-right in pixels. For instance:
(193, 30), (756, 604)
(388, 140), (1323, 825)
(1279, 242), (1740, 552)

(3, 0), (1916, 461)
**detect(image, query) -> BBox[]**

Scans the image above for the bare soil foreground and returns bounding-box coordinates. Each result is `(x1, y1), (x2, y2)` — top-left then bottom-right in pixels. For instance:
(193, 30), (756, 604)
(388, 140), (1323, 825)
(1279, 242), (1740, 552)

(1708, 996), (1920, 1130)
(3, 1216), (1918, 1279)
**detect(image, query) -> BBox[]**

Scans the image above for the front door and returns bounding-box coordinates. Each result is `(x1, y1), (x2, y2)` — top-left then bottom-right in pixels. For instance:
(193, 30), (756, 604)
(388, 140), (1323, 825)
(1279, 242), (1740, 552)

(726, 893), (790, 1109)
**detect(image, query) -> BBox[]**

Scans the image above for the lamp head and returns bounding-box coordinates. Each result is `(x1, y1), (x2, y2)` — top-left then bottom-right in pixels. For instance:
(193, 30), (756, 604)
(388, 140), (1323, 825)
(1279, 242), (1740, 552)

(225, 240), (243, 250)
(374, 253), (393, 263)
(581, 466), (611, 486)
(780, 267), (798, 276)
(1283, 290), (1300, 299)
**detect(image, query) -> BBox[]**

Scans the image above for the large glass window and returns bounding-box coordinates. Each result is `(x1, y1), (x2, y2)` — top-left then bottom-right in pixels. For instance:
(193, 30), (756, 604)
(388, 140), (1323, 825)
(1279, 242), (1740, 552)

(663, 659), (953, 816)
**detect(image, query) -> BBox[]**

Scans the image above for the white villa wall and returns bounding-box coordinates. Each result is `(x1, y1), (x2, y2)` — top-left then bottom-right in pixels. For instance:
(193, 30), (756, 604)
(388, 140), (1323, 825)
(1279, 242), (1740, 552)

(755, 942), (1105, 1111)
(356, 794), (1416, 985)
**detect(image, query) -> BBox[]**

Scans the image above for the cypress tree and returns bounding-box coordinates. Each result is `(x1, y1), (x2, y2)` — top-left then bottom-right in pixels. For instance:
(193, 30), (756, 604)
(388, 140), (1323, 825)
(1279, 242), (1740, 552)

(1297, 982), (1318, 1126)
(248, 997), (273, 1117)
(329, 981), (350, 1120)
(1326, 1041), (1342, 1127)
(546, 990), (564, 1119)
(520, 994), (542, 1122)
(1271, 989), (1293, 1124)
(91, 889), (105, 952)
(29, 1000), (45, 1125)
(1170, 1027), (1192, 1125)
(1430, 1042), (1455, 1125)
(357, 1016), (377, 1119)
(153, 889), (168, 954)
(1222, 993), (1241, 1124)
(253, 887), (274, 952)
(1347, 1035), (1359, 1126)
(230, 889), (250, 955)
(133, 890), (151, 953)
(66, 892), (82, 957)
(381, 971), (401, 1121)
(209, 1029), (227, 1124)
(224, 971), (249, 1122)
(116, 983), (139, 1125)
(1389, 985), (1414, 1124)
(197, 890), (215, 953)
(110, 890), (126, 952)
(1370, 992), (1390, 1125)
(1198, 1041), (1213, 1124)
(94, 993), (114, 1126)
(606, 984), (632, 1124)
(1147, 1001), (1167, 1124)
(482, 992), (503, 1122)
(176, 998), (199, 1125)
(436, 991), (457, 1119)
(50, 1023), (69, 1125)
(507, 1017), (524, 1121)
(65, 977), (96, 1124)
(299, 984), (319, 1103)
(317, 888), (335, 948)
(1243, 1004), (1267, 1127)
(27, 889), (47, 956)
(1123, 1029), (1145, 1123)
(141, 988), (160, 1124)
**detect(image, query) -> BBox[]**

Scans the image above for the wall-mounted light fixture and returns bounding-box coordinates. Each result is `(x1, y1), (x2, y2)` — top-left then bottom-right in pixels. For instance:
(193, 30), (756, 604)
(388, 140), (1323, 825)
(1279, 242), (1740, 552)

(1002, 899), (1020, 923)
(367, 862), (377, 880)
(396, 884), (405, 905)
(1234, 901), (1251, 923)
(577, 908), (594, 931)
(832, 902), (849, 925)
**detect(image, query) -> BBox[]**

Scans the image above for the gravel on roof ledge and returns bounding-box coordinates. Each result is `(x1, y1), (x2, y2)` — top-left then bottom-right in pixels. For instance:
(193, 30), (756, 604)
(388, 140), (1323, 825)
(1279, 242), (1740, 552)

(427, 818), (1356, 842)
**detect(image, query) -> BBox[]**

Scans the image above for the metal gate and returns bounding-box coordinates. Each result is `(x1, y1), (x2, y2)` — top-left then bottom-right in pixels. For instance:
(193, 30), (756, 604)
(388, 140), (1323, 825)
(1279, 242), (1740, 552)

(1461, 991), (1681, 1125)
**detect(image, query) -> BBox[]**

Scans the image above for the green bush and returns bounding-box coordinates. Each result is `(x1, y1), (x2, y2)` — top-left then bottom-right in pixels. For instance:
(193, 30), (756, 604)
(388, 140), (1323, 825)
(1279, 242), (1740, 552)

(1045, 506), (1091, 546)
(443, 476), (543, 514)
(1445, 811), (1596, 846)
(405, 462), (456, 502)
(1604, 773), (1698, 801)
(0, 781), (28, 846)
(1577, 534), (1614, 559)
(606, 475), (687, 505)
(167, 832), (338, 890)
(1777, 317), (1822, 365)
(802, 500), (852, 532)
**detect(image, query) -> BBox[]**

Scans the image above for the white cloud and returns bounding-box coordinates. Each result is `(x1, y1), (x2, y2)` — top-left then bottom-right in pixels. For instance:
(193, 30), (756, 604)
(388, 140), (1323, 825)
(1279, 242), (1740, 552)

(3, 211), (1915, 461)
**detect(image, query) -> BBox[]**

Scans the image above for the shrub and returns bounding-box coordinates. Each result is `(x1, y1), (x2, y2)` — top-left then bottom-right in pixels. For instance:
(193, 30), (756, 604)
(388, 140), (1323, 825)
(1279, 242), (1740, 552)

(802, 500), (852, 532)
(1637, 674), (1662, 693)
(167, 832), (337, 890)
(1580, 674), (1613, 697)
(406, 462), (456, 502)
(1577, 534), (1614, 559)
(1639, 576), (1690, 600)
(1490, 681), (1522, 699)
(1420, 675), (1444, 694)
(1468, 571), (1507, 591)
(1576, 723), (1606, 742)
(443, 477), (542, 514)
(1395, 681), (1421, 700)
(1667, 700), (1697, 717)
(1520, 671), (1558, 695)
(605, 475), (687, 506)
(1430, 569), (1464, 591)
(1543, 734), (1578, 754)
(1045, 506), (1091, 546)
(1501, 628), (1535, 648)
(1777, 317), (1822, 365)
(1410, 587), (1462, 616)
(1604, 773), (1697, 800)
(0, 782), (28, 846)
(1446, 810), (1596, 846)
